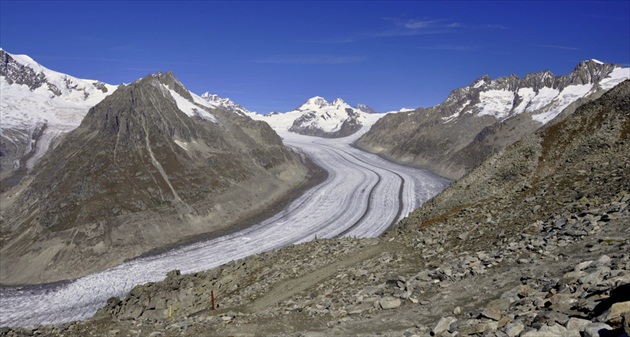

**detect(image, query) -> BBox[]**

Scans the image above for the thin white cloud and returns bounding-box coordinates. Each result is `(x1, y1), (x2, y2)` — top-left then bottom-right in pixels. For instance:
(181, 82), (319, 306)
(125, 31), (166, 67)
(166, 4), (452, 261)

(248, 55), (366, 65)
(478, 24), (508, 30)
(446, 23), (464, 28)
(374, 29), (450, 37)
(419, 44), (480, 51)
(538, 45), (581, 51)
(378, 17), (450, 36)
(306, 17), (506, 43)
(403, 19), (438, 29)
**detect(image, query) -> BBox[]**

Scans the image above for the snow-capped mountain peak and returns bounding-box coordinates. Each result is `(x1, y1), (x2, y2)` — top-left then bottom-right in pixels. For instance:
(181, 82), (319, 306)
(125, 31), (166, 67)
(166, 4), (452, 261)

(253, 95), (385, 138)
(0, 49), (118, 178)
(1, 49), (115, 100)
(355, 103), (377, 114)
(331, 97), (349, 107)
(199, 91), (253, 116)
(297, 96), (330, 111)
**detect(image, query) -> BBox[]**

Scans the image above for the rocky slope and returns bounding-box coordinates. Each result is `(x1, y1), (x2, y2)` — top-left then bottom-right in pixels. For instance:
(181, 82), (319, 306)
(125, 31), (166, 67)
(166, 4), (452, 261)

(258, 96), (383, 138)
(0, 71), (313, 285)
(356, 60), (629, 180)
(0, 49), (118, 186)
(4, 83), (627, 335)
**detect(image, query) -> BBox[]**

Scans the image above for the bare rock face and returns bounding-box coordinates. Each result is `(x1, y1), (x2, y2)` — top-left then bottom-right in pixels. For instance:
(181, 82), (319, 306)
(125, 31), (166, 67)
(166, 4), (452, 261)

(1, 49), (47, 91)
(0, 71), (310, 285)
(356, 60), (628, 179)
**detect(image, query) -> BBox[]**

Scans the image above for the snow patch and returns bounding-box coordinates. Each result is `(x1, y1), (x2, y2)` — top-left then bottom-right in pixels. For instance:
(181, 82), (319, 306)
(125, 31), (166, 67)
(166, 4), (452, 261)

(398, 108), (415, 112)
(475, 90), (515, 119)
(441, 100), (470, 123)
(532, 84), (593, 124)
(164, 86), (217, 123)
(513, 87), (536, 114)
(527, 87), (559, 112)
(174, 139), (190, 151)
(473, 79), (486, 88)
(600, 67), (630, 90)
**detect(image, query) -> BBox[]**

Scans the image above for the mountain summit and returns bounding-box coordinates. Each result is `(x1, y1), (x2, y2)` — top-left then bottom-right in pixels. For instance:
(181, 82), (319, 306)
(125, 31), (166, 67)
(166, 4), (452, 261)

(256, 96), (382, 138)
(0, 70), (311, 284)
(0, 49), (117, 185)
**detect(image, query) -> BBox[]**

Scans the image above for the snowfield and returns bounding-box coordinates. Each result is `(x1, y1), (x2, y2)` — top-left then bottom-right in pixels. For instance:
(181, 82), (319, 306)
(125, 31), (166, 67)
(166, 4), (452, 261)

(0, 128), (450, 327)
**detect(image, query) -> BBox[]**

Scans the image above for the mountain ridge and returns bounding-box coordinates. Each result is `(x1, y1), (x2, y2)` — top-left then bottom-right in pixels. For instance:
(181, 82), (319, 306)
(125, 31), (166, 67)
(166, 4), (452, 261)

(255, 96), (385, 138)
(355, 59), (629, 180)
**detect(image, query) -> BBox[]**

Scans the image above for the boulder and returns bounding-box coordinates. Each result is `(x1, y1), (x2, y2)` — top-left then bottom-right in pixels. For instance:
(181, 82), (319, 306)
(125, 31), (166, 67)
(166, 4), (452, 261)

(583, 322), (613, 337)
(598, 301), (630, 324)
(432, 316), (457, 335)
(379, 297), (402, 310)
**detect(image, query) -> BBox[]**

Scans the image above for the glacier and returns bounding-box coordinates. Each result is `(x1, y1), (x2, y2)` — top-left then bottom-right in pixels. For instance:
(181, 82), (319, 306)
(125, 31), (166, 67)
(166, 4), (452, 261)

(0, 129), (450, 327)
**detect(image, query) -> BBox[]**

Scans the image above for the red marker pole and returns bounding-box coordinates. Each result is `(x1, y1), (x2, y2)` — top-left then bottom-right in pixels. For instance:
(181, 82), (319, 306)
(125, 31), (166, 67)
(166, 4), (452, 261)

(211, 290), (215, 311)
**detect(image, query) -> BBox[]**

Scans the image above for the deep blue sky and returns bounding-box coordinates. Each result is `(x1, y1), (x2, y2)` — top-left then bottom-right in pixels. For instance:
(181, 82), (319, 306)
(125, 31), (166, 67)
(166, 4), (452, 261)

(1, 1), (629, 113)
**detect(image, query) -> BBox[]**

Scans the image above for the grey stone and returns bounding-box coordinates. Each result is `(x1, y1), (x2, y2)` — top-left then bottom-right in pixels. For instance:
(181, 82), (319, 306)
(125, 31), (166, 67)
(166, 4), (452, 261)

(504, 321), (524, 337)
(379, 297), (402, 310)
(520, 329), (561, 337)
(596, 255), (612, 266)
(560, 270), (586, 284)
(140, 309), (167, 321)
(598, 301), (630, 323)
(538, 324), (568, 335)
(432, 316), (457, 335)
(579, 267), (610, 285)
(565, 317), (591, 331)
(574, 260), (594, 271)
(482, 308), (503, 321)
(486, 298), (511, 311)
(583, 322), (613, 337)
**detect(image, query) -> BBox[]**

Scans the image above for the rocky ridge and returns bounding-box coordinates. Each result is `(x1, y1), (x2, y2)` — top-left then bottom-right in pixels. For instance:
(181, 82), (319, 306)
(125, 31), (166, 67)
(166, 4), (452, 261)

(3, 83), (627, 335)
(199, 92), (253, 116)
(356, 60), (629, 180)
(0, 71), (312, 285)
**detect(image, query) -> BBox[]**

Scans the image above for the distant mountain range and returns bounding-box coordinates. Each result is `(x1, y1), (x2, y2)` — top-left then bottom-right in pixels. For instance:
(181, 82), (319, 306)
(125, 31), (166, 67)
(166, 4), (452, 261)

(255, 96), (384, 138)
(356, 59), (629, 179)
